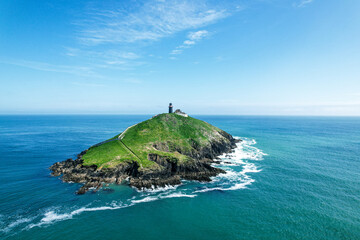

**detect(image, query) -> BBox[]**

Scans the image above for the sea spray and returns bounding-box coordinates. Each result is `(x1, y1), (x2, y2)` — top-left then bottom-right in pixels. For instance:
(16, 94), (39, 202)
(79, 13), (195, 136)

(3, 136), (265, 234)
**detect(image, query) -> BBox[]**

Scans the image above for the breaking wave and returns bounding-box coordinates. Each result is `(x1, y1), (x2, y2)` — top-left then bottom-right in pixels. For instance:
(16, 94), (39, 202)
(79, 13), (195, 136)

(1, 137), (266, 235)
(194, 137), (266, 193)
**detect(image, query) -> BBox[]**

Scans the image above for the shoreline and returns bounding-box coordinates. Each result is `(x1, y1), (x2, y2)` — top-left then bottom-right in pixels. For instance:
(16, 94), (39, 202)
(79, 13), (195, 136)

(50, 136), (239, 194)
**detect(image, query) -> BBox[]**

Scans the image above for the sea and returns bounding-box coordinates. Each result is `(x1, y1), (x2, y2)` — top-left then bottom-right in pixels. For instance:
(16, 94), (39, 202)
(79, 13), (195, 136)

(0, 115), (359, 240)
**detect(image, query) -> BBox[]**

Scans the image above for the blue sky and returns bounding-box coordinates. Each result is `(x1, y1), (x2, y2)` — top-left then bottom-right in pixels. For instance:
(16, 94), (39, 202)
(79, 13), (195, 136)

(0, 0), (359, 115)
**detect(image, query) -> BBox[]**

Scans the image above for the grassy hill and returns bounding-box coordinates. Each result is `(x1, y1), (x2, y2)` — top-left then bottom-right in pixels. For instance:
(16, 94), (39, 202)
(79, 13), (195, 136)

(51, 113), (237, 193)
(82, 113), (231, 169)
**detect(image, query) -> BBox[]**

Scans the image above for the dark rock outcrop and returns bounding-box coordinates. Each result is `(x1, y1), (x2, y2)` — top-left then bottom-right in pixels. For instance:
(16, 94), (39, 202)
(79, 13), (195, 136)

(50, 135), (240, 194)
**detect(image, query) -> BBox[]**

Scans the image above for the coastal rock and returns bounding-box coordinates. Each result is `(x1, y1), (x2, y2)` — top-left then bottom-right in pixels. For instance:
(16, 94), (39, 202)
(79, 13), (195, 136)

(50, 136), (237, 194)
(49, 113), (240, 194)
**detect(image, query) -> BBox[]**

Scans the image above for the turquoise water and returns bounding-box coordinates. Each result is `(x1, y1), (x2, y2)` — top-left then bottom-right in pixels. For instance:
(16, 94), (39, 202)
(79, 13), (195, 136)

(0, 115), (359, 240)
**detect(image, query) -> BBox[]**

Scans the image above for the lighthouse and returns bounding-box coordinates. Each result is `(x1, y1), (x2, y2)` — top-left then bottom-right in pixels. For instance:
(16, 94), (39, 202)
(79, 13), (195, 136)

(169, 103), (173, 113)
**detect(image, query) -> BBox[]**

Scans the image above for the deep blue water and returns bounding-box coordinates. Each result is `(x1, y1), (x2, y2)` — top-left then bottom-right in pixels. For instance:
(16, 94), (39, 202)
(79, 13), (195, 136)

(0, 115), (359, 240)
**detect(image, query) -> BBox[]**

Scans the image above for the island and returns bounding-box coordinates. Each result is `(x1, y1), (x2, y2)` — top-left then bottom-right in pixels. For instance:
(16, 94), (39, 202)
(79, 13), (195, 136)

(50, 111), (239, 194)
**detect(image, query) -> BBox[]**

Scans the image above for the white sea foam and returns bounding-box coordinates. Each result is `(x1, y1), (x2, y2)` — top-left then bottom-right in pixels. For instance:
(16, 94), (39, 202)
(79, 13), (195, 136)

(12, 136), (266, 233)
(1, 217), (35, 233)
(137, 184), (179, 193)
(25, 189), (199, 230)
(194, 178), (254, 193)
(218, 137), (266, 162)
(40, 211), (72, 223)
(132, 192), (197, 203)
(193, 187), (225, 193)
(160, 193), (196, 199)
(195, 136), (266, 192)
(131, 196), (158, 204)
(27, 203), (132, 229)
(240, 162), (261, 175)
(226, 179), (254, 190)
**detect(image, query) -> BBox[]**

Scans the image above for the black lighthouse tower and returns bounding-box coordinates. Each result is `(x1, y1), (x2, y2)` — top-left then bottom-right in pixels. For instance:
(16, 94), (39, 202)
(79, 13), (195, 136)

(169, 103), (173, 113)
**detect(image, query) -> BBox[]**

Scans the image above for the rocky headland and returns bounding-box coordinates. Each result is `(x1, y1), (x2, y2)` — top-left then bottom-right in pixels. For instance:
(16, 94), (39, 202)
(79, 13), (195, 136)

(50, 113), (239, 194)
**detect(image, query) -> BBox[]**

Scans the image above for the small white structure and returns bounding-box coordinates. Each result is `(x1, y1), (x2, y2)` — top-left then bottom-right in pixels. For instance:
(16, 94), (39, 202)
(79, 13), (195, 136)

(174, 109), (188, 117)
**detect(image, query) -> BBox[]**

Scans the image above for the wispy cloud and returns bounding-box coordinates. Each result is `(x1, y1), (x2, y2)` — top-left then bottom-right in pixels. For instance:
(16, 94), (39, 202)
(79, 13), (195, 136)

(124, 78), (143, 84)
(14, 1), (233, 77)
(64, 48), (143, 70)
(78, 0), (228, 45)
(71, 81), (105, 87)
(94, 50), (141, 67)
(0, 59), (102, 78)
(170, 30), (209, 55)
(295, 0), (314, 8)
(188, 30), (209, 41)
(170, 49), (183, 55)
(183, 40), (195, 45)
(65, 48), (140, 61)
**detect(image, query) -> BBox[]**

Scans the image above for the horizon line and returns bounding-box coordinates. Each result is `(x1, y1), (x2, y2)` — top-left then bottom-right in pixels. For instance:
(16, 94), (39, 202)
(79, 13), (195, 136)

(0, 113), (359, 117)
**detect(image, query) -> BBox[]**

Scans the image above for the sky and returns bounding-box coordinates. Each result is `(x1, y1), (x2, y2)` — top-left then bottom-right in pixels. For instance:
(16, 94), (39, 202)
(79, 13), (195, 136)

(0, 0), (360, 115)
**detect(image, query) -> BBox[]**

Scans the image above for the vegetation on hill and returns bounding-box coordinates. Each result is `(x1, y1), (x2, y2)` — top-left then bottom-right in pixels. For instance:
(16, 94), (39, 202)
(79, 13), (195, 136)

(50, 113), (237, 193)
(82, 113), (227, 169)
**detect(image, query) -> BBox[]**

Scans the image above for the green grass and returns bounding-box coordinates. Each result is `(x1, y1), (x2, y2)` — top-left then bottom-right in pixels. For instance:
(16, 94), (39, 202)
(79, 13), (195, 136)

(82, 113), (225, 169)
(82, 140), (136, 168)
